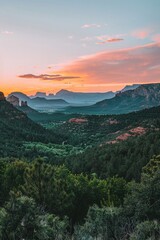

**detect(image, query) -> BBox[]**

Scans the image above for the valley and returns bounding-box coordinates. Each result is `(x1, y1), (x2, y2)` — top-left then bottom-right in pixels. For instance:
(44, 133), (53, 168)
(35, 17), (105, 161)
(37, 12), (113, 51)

(0, 84), (160, 239)
(1, 1), (160, 238)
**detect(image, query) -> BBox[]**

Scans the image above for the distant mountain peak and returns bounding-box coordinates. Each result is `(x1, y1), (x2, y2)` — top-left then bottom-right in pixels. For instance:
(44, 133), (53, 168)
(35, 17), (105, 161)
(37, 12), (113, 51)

(121, 84), (140, 93)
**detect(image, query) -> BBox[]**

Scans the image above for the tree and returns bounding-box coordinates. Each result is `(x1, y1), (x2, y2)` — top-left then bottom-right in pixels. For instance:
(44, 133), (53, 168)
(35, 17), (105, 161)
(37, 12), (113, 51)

(0, 192), (69, 240)
(130, 220), (160, 240)
(74, 205), (135, 240)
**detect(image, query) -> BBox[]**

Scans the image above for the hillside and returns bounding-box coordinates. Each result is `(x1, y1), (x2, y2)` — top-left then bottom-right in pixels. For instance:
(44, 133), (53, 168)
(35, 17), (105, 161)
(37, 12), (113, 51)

(58, 106), (160, 180)
(65, 83), (160, 114)
(18, 105), (81, 122)
(0, 98), (64, 157)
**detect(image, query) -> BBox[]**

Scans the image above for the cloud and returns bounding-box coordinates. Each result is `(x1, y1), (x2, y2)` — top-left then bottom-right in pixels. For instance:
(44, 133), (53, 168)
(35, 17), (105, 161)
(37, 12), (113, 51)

(152, 34), (160, 42)
(81, 24), (101, 28)
(132, 29), (150, 39)
(1, 30), (13, 35)
(58, 42), (160, 85)
(97, 38), (124, 44)
(81, 37), (93, 42)
(96, 34), (125, 44)
(68, 35), (74, 40)
(18, 74), (80, 81)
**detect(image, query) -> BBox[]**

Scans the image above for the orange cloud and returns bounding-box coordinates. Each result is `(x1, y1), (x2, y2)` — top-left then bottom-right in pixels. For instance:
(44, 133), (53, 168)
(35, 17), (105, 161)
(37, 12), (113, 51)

(58, 42), (160, 85)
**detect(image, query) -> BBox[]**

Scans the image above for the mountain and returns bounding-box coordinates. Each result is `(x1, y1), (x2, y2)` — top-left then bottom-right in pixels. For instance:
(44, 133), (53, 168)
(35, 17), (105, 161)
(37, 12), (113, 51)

(0, 95), (64, 156)
(30, 97), (69, 111)
(8, 92), (30, 102)
(65, 83), (160, 115)
(34, 92), (47, 98)
(8, 92), (69, 112)
(31, 89), (116, 105)
(121, 84), (140, 92)
(54, 89), (115, 104)
(30, 86), (140, 105)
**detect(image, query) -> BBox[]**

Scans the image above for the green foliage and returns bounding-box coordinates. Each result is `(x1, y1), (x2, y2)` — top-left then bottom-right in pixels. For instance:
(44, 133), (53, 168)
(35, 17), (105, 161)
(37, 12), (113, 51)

(124, 157), (160, 221)
(22, 142), (83, 162)
(130, 220), (160, 240)
(74, 206), (134, 240)
(142, 154), (160, 177)
(0, 156), (159, 239)
(0, 193), (69, 240)
(1, 100), (160, 238)
(66, 130), (160, 180)
(0, 100), (66, 158)
(0, 158), (127, 226)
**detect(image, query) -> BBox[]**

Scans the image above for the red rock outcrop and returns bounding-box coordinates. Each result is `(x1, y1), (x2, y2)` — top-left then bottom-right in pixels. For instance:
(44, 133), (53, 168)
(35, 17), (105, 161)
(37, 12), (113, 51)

(69, 118), (88, 124)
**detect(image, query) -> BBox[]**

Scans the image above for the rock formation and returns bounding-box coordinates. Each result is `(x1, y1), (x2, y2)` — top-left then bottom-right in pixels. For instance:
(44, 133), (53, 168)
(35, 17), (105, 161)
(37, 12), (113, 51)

(7, 95), (20, 107)
(21, 101), (28, 107)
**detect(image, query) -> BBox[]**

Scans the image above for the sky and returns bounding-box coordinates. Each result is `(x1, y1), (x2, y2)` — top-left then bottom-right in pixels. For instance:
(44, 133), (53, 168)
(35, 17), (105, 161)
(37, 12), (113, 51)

(0, 0), (160, 95)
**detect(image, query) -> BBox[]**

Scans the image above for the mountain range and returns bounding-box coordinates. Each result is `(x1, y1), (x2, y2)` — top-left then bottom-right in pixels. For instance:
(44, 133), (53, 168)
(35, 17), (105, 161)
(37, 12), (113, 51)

(33, 84), (139, 104)
(8, 92), (69, 112)
(50, 89), (115, 104)
(7, 84), (140, 112)
(65, 83), (160, 114)
(32, 84), (140, 103)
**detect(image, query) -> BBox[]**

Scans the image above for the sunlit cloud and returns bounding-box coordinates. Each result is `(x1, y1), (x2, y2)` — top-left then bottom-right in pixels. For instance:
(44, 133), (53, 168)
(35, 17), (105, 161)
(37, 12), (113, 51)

(97, 38), (124, 44)
(81, 24), (101, 28)
(96, 34), (125, 44)
(18, 74), (80, 81)
(58, 42), (160, 85)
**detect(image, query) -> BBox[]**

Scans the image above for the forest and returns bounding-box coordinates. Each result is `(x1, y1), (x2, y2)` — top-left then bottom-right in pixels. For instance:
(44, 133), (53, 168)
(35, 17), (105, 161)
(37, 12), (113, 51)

(0, 99), (160, 239)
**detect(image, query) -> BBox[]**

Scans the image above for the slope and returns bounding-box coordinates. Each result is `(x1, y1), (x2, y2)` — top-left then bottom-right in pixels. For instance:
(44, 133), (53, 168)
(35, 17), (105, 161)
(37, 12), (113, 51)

(65, 83), (160, 114)
(0, 98), (64, 157)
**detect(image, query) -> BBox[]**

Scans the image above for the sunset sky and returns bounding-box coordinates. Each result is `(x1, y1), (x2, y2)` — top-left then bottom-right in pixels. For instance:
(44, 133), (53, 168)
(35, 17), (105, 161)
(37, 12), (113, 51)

(0, 0), (160, 95)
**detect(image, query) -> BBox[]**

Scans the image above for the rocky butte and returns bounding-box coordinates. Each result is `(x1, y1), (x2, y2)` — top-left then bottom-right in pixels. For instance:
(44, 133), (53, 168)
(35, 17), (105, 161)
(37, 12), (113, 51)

(7, 95), (20, 107)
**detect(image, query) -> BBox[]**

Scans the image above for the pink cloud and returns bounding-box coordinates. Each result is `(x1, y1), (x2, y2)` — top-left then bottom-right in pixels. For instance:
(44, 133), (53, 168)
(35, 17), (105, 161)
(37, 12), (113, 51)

(58, 42), (160, 85)
(152, 34), (160, 42)
(132, 29), (150, 39)
(97, 38), (124, 44)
